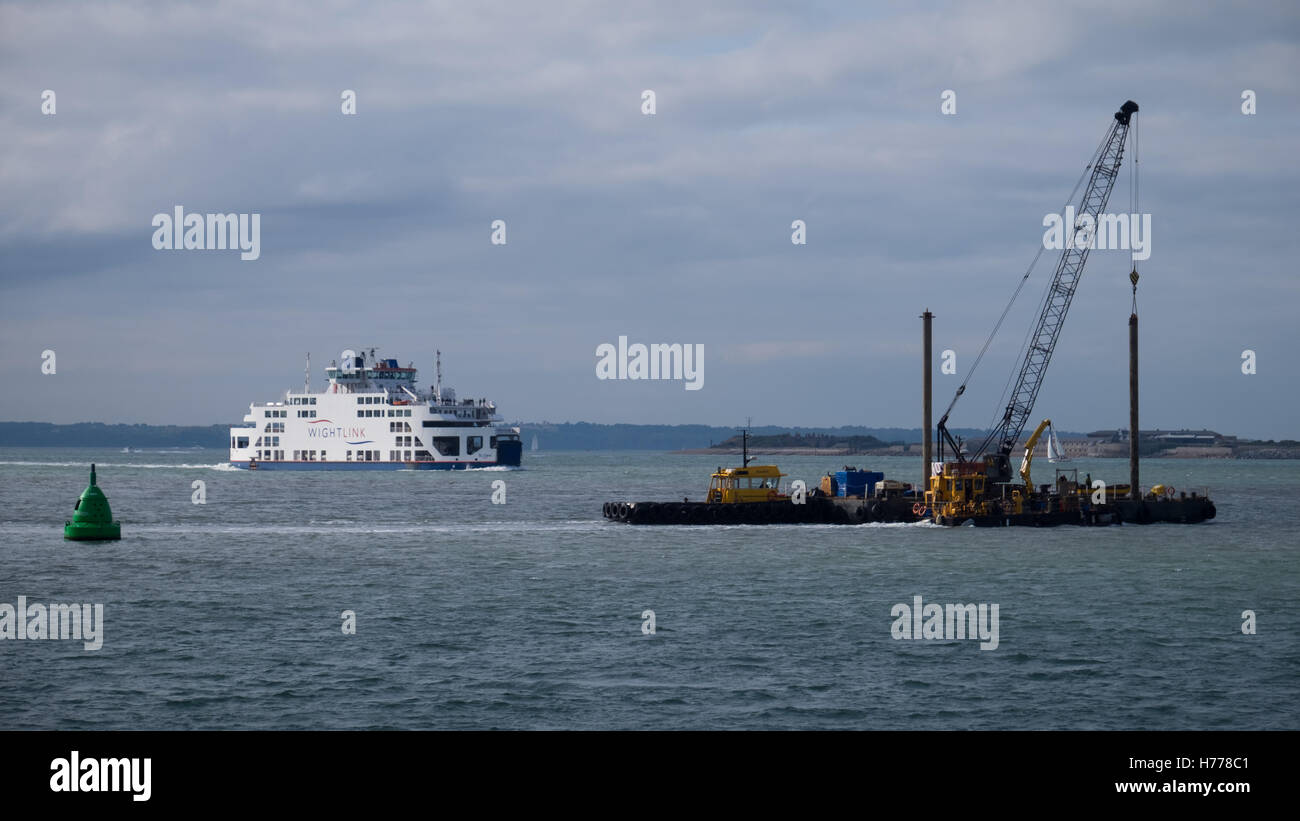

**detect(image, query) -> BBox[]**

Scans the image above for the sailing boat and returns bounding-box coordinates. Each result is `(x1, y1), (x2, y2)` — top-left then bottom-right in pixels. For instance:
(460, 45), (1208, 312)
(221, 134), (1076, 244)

(1047, 424), (1070, 463)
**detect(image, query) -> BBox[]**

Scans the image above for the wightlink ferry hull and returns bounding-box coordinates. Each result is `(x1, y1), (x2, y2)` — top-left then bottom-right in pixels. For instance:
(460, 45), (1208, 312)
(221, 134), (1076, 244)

(234, 443), (522, 471)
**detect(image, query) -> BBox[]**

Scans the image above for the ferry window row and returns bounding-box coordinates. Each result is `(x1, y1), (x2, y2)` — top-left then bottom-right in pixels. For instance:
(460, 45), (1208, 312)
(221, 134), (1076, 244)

(255, 450), (283, 460)
(289, 397), (317, 405)
(389, 422), (413, 433)
(296, 410), (317, 418)
(255, 436), (281, 447)
(345, 450), (383, 461)
(264, 422), (285, 433)
(389, 450), (414, 461)
(293, 450), (331, 461)
(360, 409), (412, 418)
(262, 409), (287, 418)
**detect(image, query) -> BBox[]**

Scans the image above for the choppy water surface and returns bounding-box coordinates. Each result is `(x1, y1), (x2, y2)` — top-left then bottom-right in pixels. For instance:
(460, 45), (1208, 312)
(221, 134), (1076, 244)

(0, 448), (1295, 729)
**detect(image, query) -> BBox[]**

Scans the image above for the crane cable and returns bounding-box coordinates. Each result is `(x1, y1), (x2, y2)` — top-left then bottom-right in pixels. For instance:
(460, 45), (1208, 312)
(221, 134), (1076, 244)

(939, 125), (1114, 427)
(983, 114), (1136, 451)
(984, 119), (1132, 447)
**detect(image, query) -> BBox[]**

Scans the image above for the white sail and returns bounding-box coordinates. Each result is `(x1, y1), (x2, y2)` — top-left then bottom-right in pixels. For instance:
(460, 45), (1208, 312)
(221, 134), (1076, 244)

(1047, 426), (1069, 462)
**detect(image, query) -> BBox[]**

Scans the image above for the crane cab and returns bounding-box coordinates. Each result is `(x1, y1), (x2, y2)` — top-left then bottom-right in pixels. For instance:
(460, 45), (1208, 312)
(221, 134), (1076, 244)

(924, 457), (1023, 519)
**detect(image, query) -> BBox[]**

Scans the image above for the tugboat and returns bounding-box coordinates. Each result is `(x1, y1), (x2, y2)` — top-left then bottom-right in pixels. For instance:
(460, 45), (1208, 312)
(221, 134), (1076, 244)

(602, 430), (921, 525)
(705, 431), (788, 504)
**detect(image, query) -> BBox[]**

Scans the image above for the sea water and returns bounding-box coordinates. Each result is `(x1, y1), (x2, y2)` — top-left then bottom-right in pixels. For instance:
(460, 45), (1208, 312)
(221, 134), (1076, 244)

(0, 448), (1295, 729)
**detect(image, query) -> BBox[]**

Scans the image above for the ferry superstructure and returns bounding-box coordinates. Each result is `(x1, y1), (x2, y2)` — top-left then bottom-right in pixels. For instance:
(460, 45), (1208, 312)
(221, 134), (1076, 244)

(229, 349), (522, 470)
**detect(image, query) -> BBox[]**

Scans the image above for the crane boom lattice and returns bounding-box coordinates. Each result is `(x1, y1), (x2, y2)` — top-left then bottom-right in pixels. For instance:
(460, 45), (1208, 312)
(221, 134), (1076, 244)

(972, 101), (1138, 462)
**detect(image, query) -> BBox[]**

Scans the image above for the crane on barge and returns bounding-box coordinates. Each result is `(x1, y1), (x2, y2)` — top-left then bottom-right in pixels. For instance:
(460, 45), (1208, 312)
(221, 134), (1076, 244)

(929, 100), (1139, 520)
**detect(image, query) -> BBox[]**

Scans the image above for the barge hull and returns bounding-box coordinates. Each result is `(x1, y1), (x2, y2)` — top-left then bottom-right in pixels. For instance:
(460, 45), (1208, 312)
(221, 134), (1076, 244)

(602, 497), (922, 525)
(934, 496), (1216, 527)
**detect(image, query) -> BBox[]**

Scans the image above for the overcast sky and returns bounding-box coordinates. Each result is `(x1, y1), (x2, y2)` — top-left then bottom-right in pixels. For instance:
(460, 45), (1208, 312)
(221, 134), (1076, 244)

(1, 0), (1297, 438)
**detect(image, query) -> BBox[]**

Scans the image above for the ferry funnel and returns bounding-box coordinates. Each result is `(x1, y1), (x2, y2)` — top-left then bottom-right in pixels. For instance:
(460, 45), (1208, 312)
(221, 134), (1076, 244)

(63, 463), (122, 541)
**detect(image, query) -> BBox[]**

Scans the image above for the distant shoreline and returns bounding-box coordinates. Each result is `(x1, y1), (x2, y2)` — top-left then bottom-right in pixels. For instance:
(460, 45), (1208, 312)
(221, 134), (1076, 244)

(679, 446), (1297, 459)
(2, 421), (1297, 458)
(682, 441), (1300, 460)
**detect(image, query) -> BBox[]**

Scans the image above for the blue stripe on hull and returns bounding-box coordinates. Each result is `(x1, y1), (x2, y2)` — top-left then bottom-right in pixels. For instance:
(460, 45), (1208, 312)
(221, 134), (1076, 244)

(229, 460), (515, 471)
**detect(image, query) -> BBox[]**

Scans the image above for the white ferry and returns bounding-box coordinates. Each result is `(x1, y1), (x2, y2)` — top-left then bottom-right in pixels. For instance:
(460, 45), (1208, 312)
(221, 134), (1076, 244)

(229, 349), (522, 470)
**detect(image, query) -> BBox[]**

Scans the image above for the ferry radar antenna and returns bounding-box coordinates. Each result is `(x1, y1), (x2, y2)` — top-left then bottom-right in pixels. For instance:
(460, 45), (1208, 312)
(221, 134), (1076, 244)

(436, 350), (443, 403)
(304, 353), (310, 394)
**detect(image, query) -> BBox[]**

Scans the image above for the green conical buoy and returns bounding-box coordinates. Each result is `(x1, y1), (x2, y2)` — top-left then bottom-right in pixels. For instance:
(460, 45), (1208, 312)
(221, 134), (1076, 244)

(64, 464), (121, 541)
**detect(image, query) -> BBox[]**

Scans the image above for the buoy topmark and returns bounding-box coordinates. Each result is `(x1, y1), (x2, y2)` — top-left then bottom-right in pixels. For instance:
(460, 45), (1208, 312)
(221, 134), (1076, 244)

(64, 464), (121, 541)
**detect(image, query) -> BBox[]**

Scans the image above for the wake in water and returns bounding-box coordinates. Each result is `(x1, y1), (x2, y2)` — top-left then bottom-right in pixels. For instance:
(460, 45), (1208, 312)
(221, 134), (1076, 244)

(0, 521), (606, 536)
(0, 461), (237, 470)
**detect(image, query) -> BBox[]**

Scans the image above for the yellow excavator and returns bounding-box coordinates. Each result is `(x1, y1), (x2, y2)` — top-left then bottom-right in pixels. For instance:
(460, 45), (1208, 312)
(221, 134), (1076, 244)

(1019, 418), (1053, 490)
